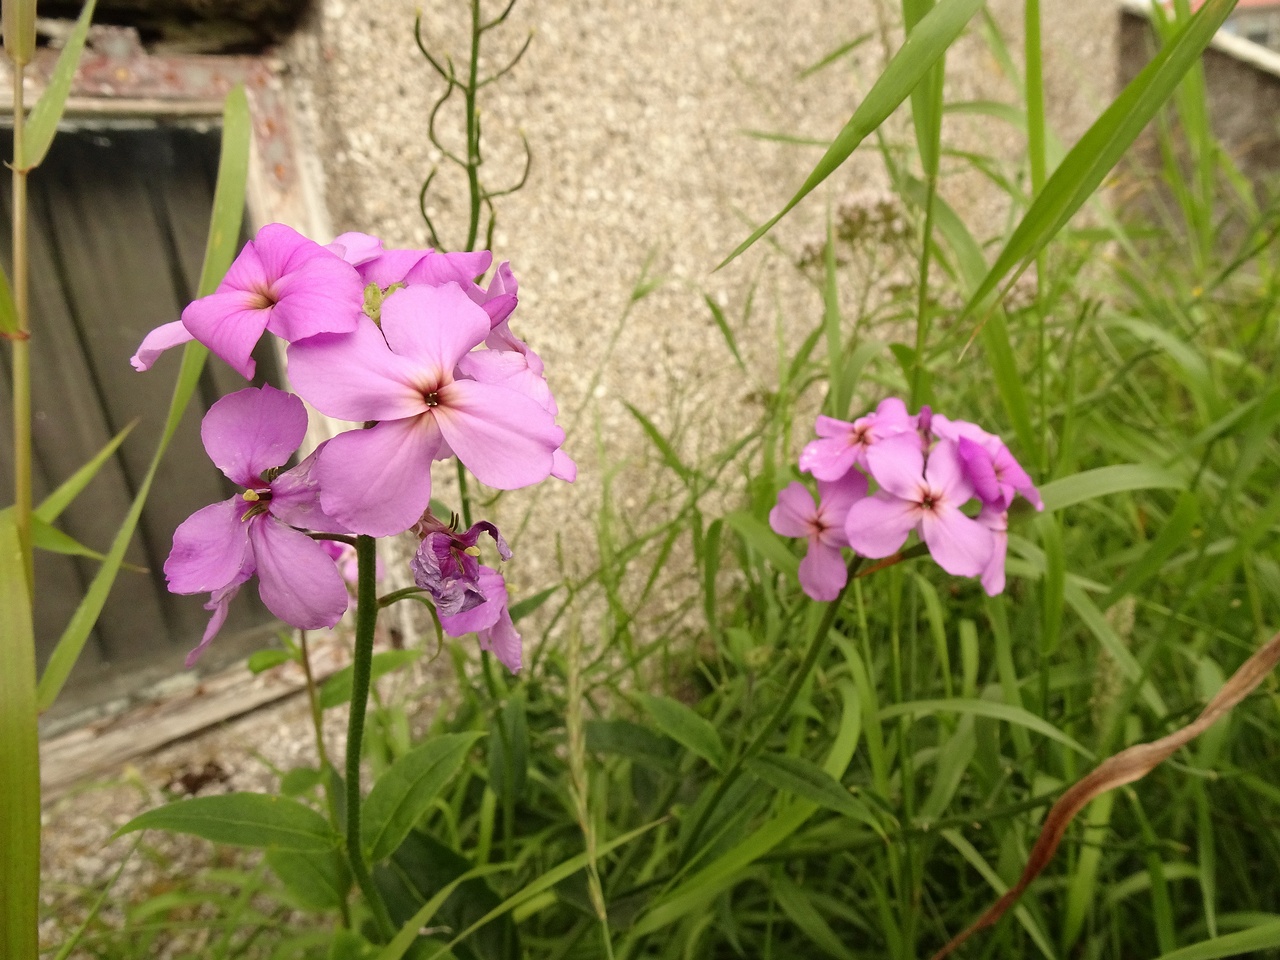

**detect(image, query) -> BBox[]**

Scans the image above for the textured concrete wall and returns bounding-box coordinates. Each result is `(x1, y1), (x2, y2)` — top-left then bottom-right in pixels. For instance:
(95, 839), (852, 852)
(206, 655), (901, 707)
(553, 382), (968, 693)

(280, 0), (1119, 629)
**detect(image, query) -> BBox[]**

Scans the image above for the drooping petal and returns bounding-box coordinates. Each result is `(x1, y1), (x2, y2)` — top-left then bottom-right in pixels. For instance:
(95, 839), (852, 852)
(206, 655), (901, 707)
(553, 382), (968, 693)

(185, 562), (254, 667)
(920, 505), (993, 578)
(770, 482), (817, 539)
(864, 432), (927, 500)
(201, 385), (307, 487)
(251, 517), (349, 629)
(165, 498), (253, 595)
(288, 318), (431, 422)
(957, 436), (1002, 507)
(131, 320), (195, 372)
(432, 379), (561, 489)
(327, 231), (383, 267)
(457, 349), (556, 415)
(316, 417), (443, 537)
(845, 492), (919, 559)
(380, 283), (490, 380)
(995, 445), (1043, 510)
(439, 567), (505, 637)
(181, 291), (271, 379)
(403, 249), (492, 287)
(978, 508), (1008, 595)
(479, 605), (522, 673)
(798, 540), (848, 601)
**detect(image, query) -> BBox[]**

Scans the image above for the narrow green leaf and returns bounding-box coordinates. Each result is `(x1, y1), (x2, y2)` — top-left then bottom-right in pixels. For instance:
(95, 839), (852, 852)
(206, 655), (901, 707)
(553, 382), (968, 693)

(1039, 464), (1187, 514)
(266, 847), (351, 911)
(1151, 920), (1280, 960)
(21, 0), (98, 169)
(30, 516), (143, 572)
(375, 864), (510, 960)
(878, 697), (1094, 758)
(0, 513), (39, 960)
(34, 420), (135, 523)
(320, 650), (422, 710)
(705, 295), (746, 372)
(624, 402), (692, 485)
(35, 86), (250, 711)
(362, 732), (484, 862)
(509, 583), (560, 622)
(798, 33), (872, 79)
(719, 0), (985, 266)
(586, 719), (681, 770)
(2, 0), (36, 66)
(1103, 491), (1199, 608)
(958, 0), (1237, 325)
(723, 509), (799, 577)
(774, 875), (859, 960)
(116, 793), (339, 852)
(746, 753), (882, 833)
(637, 693), (727, 770)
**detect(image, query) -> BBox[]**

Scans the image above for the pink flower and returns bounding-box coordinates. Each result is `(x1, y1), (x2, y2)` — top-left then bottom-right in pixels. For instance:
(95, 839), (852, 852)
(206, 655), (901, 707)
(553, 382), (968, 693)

(410, 516), (511, 616)
(845, 432), (994, 578)
(769, 472), (867, 601)
(932, 415), (1042, 512)
(799, 397), (915, 481)
(439, 566), (522, 673)
(976, 506), (1008, 596)
(164, 386), (350, 665)
(132, 224), (365, 379)
(287, 282), (565, 537)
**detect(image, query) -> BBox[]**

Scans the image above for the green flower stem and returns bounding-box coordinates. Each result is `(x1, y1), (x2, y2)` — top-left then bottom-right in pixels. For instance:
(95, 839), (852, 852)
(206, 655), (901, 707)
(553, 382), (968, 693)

(682, 556), (863, 862)
(345, 534), (395, 939)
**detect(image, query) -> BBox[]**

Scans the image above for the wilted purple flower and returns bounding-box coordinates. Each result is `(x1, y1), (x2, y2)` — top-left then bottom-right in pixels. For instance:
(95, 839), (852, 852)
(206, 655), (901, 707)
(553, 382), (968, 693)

(133, 223), (365, 379)
(287, 282), (565, 537)
(164, 385), (349, 665)
(799, 397), (915, 481)
(410, 516), (512, 616)
(845, 432), (994, 578)
(439, 566), (522, 673)
(770, 472), (867, 600)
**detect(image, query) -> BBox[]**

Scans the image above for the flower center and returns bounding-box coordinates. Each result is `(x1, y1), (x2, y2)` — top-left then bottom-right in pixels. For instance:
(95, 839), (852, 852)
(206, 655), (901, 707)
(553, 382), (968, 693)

(424, 390), (440, 407)
(246, 284), (279, 311)
(240, 487), (272, 521)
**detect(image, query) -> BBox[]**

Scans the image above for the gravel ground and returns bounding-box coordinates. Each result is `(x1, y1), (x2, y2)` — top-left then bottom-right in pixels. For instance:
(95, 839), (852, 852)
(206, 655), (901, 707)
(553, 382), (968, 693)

(40, 0), (1120, 950)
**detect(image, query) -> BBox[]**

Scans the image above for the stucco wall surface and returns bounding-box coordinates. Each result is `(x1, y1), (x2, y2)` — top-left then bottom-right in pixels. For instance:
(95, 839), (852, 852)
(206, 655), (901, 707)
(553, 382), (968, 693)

(281, 0), (1118, 636)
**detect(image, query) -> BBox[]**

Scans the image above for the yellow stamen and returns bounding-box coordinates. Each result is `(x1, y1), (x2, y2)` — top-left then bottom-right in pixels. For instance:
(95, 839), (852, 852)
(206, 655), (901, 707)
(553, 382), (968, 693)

(242, 489), (260, 502)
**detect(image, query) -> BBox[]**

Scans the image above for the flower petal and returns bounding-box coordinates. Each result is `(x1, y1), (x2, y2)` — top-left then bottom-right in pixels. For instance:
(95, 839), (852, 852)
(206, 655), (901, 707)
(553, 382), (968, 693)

(269, 441), (351, 533)
(865, 432), (926, 500)
(799, 540), (848, 601)
(920, 505), (993, 578)
(380, 283), (490, 379)
(131, 320), (195, 371)
(403, 249), (492, 287)
(551, 449), (577, 483)
(845, 492), (918, 559)
(433, 379), (561, 489)
(769, 482), (816, 539)
(288, 317), (431, 422)
(165, 498), (253, 595)
(201, 385), (307, 487)
(316, 417), (442, 537)
(251, 517), (349, 629)
(924, 439), (975, 504)
(266, 254), (364, 342)
(181, 291), (270, 379)
(185, 564), (254, 667)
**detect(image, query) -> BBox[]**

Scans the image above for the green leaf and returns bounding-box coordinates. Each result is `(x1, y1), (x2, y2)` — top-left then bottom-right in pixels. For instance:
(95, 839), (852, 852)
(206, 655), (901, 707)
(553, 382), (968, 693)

(636, 693), (727, 770)
(1152, 919), (1280, 960)
(267, 847), (351, 911)
(247, 648), (295, 675)
(957, 0), (1238, 325)
(745, 754), (882, 833)
(1039, 464), (1187, 514)
(719, 0), (984, 266)
(2, 0), (36, 66)
(508, 584), (560, 622)
(878, 698), (1094, 758)
(488, 695), (528, 804)
(362, 732), (485, 862)
(624, 402), (693, 485)
(1103, 491), (1200, 608)
(21, 0), (98, 169)
(34, 420), (135, 523)
(375, 861), (510, 960)
(320, 649), (422, 710)
(35, 86), (250, 712)
(279, 766), (324, 797)
(585, 719), (680, 771)
(116, 793), (339, 851)
(723, 510), (799, 577)
(0, 513), (39, 960)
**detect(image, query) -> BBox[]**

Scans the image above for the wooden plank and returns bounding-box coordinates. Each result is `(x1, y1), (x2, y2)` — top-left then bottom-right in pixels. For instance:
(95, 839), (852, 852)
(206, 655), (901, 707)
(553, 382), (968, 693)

(39, 631), (356, 802)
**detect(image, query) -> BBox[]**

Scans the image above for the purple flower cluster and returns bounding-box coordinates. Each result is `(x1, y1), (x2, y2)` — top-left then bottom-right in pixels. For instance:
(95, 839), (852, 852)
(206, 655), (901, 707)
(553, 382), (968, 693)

(771, 398), (1042, 601)
(136, 224), (572, 672)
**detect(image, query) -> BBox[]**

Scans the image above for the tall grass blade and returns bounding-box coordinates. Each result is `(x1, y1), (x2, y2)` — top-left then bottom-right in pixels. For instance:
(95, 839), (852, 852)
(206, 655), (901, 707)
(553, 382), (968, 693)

(20, 0), (97, 170)
(34, 85), (250, 711)
(719, 0), (984, 267)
